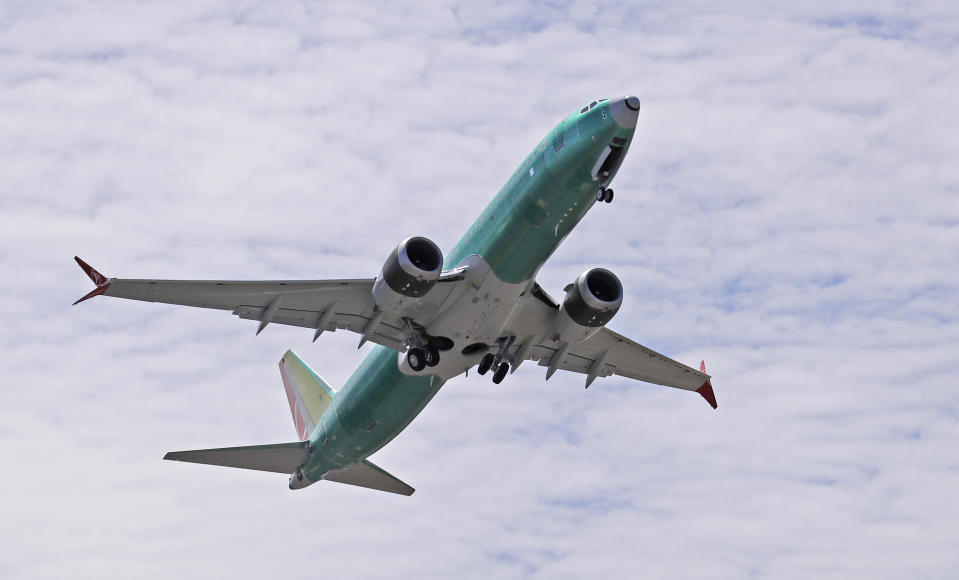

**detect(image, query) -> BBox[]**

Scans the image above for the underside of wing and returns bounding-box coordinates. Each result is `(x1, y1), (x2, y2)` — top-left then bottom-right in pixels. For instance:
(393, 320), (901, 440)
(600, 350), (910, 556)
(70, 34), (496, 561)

(505, 285), (717, 408)
(110, 277), (411, 347)
(73, 257), (410, 350)
(522, 330), (716, 408)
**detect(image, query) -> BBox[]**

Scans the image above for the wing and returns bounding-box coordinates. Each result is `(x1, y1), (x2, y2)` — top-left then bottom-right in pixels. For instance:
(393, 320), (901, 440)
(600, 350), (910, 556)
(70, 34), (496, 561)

(72, 257), (406, 350)
(506, 284), (717, 408)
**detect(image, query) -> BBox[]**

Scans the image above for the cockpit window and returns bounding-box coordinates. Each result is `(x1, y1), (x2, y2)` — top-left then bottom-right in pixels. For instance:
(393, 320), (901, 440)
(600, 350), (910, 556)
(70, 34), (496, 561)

(582, 99), (607, 114)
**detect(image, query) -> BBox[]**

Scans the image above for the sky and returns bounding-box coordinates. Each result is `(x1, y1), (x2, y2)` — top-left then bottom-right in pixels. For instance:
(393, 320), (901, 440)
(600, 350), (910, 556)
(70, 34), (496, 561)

(1, 1), (958, 578)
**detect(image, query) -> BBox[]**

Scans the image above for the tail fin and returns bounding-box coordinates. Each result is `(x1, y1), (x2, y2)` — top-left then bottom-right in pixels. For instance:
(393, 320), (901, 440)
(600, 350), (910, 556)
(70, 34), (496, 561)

(279, 350), (336, 440)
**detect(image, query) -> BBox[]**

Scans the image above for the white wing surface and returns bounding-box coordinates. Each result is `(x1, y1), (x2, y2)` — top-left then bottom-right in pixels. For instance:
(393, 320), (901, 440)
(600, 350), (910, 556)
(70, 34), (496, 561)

(505, 285), (717, 408)
(73, 257), (407, 350)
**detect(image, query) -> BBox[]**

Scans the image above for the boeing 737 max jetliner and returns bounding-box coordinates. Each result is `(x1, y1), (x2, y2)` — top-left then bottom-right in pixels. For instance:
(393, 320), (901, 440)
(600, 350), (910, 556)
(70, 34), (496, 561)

(74, 96), (716, 495)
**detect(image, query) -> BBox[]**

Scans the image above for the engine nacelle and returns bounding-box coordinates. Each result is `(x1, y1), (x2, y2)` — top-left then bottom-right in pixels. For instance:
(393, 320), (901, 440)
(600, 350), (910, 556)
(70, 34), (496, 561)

(552, 268), (623, 344)
(372, 236), (444, 314)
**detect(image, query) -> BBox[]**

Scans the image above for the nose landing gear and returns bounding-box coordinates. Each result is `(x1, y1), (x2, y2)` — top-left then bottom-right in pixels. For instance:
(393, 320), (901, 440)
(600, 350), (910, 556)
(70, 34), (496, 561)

(596, 187), (614, 203)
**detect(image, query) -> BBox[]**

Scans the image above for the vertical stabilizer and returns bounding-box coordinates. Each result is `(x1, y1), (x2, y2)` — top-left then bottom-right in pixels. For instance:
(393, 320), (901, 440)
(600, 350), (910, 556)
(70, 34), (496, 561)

(279, 350), (336, 440)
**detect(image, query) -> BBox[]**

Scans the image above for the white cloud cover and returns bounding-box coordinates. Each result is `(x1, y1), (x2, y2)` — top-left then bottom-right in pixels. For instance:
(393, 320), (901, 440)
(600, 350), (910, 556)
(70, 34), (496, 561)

(1, 1), (957, 577)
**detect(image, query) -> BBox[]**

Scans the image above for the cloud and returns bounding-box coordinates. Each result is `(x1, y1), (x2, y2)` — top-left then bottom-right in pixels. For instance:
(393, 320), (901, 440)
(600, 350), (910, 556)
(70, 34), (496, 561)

(1, 1), (957, 578)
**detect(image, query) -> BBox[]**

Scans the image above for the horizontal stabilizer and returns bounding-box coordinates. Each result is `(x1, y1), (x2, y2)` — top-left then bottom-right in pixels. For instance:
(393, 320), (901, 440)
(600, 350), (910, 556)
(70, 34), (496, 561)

(164, 441), (308, 474)
(325, 459), (415, 496)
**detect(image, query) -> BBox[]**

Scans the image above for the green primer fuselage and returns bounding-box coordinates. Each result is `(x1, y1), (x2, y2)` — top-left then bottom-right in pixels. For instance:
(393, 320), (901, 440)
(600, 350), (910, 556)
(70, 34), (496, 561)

(301, 100), (636, 482)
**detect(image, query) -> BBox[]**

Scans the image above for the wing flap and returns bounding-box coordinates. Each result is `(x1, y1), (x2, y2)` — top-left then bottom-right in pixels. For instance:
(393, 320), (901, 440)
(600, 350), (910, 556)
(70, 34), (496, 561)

(233, 306), (406, 350)
(164, 441), (308, 474)
(529, 345), (595, 374)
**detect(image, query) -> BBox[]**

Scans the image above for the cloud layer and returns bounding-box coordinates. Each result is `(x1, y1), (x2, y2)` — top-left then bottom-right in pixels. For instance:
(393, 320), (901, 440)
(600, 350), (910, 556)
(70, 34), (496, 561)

(1, 1), (957, 578)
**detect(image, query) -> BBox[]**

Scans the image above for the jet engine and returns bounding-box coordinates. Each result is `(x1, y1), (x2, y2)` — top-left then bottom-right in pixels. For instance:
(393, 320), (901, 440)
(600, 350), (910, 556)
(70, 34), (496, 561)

(372, 236), (444, 314)
(552, 267), (623, 344)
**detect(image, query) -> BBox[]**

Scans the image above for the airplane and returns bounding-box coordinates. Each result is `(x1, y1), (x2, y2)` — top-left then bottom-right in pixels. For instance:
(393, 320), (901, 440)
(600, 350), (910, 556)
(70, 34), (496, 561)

(73, 95), (716, 496)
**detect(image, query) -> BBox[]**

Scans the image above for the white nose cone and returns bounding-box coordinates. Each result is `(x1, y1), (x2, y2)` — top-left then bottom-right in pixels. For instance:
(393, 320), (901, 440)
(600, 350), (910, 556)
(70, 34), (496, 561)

(610, 96), (640, 129)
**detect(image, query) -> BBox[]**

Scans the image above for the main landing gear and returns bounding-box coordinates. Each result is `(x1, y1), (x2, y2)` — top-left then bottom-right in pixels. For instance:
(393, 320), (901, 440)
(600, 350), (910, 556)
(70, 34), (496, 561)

(406, 344), (440, 372)
(596, 187), (614, 203)
(403, 318), (443, 372)
(492, 361), (509, 384)
(476, 336), (515, 384)
(477, 352), (495, 375)
(477, 353), (510, 384)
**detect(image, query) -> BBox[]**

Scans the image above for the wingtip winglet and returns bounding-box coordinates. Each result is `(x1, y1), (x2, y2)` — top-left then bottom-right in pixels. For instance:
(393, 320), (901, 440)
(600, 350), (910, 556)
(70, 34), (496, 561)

(73, 256), (111, 305)
(72, 285), (110, 305)
(696, 380), (718, 410)
(700, 360), (706, 373)
(74, 256), (108, 286)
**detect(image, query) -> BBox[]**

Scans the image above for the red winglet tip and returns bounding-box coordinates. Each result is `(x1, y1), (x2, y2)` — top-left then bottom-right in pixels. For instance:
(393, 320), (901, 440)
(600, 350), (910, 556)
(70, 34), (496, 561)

(696, 380), (718, 409)
(72, 284), (110, 305)
(700, 360), (706, 373)
(74, 256), (108, 286)
(73, 256), (110, 305)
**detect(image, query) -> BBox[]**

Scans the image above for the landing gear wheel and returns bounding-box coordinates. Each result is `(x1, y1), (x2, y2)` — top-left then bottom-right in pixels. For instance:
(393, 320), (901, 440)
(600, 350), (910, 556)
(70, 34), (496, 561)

(604, 188), (614, 203)
(477, 353), (495, 375)
(492, 362), (509, 384)
(424, 345), (440, 367)
(407, 348), (426, 372)
(596, 188), (607, 202)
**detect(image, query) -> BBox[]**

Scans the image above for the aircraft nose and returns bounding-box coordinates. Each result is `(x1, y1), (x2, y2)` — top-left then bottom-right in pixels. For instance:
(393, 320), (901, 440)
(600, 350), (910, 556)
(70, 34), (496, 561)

(610, 96), (640, 129)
